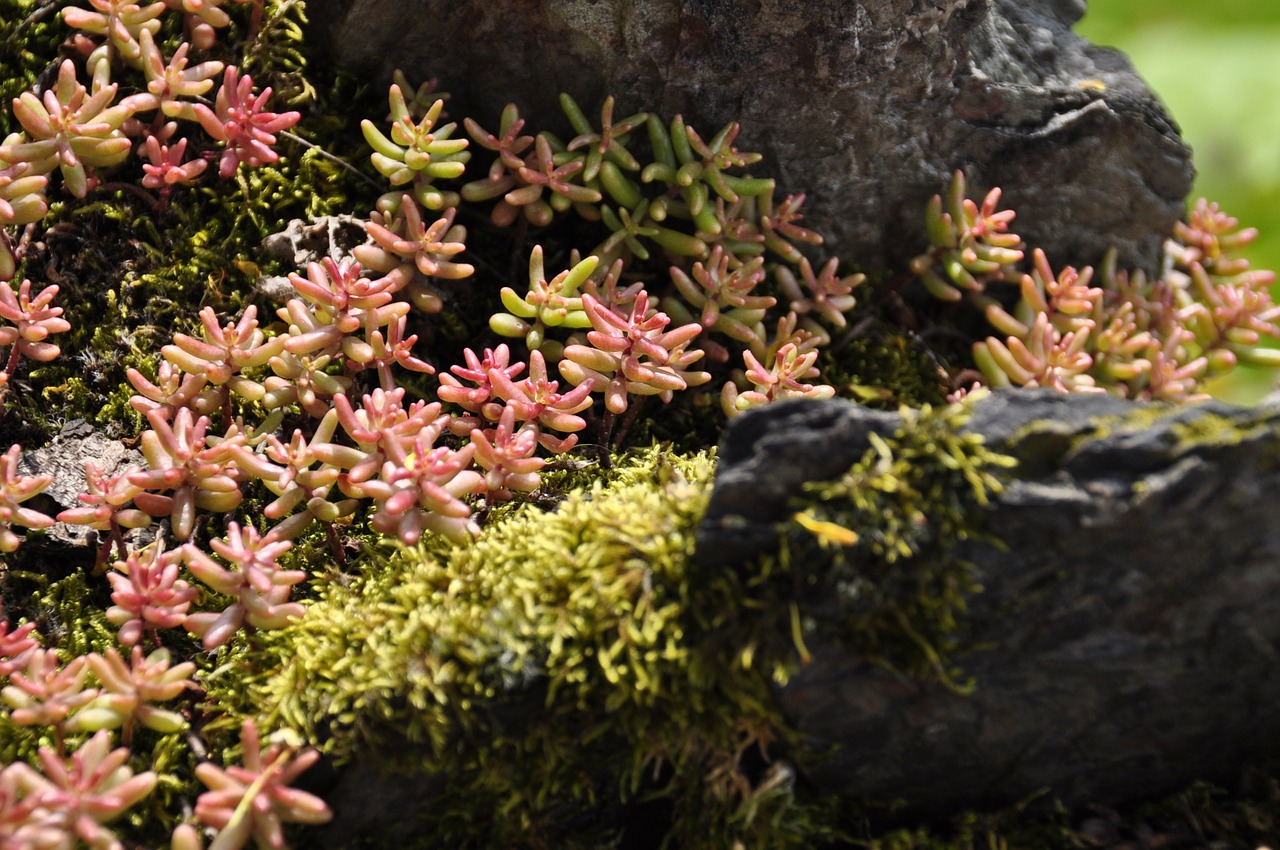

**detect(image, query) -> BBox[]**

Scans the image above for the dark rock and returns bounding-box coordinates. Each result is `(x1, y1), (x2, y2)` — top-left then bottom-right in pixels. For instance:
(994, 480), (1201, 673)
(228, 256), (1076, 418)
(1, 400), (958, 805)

(305, 0), (1193, 274)
(707, 390), (1280, 813)
(697, 398), (897, 570)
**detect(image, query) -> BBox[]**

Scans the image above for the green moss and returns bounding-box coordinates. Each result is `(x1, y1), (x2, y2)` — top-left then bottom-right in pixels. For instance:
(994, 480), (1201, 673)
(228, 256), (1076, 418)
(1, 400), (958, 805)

(221, 446), (843, 847)
(775, 398), (1016, 688)
(202, 405), (1015, 846)
(820, 319), (952, 410)
(996, 402), (1280, 482)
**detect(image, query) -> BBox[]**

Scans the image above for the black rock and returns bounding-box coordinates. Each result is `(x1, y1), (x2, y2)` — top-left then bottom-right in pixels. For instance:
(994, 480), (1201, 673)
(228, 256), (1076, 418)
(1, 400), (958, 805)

(306, 0), (1193, 274)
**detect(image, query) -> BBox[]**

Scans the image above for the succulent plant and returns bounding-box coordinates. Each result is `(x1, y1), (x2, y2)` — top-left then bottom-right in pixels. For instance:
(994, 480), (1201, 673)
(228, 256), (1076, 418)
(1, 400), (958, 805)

(127, 359), (221, 418)
(229, 416), (358, 538)
(182, 522), (306, 649)
(138, 135), (209, 193)
(72, 646), (196, 741)
(352, 194), (473, 314)
(4, 732), (156, 850)
(120, 29), (225, 121)
(165, 0), (236, 50)
(103, 540), (197, 646)
(161, 304), (283, 403)
(0, 160), (49, 235)
(360, 431), (483, 545)
(281, 257), (407, 362)
(902, 175), (1280, 401)
(460, 102), (536, 225)
(361, 88), (469, 211)
(0, 59), (133, 198)
(0, 444), (54, 553)
(0, 620), (39, 677)
(435, 343), (525, 419)
(1, 649), (97, 729)
(909, 170), (1024, 303)
(129, 407), (247, 541)
(775, 255), (864, 331)
(489, 247), (597, 358)
(0, 278), (71, 383)
(193, 719), (330, 850)
(561, 92), (647, 183)
(720, 342), (835, 416)
(468, 403), (545, 499)
(193, 66), (300, 179)
(485, 348), (594, 452)
(665, 245), (773, 362)
(560, 290), (710, 417)
(61, 0), (165, 69)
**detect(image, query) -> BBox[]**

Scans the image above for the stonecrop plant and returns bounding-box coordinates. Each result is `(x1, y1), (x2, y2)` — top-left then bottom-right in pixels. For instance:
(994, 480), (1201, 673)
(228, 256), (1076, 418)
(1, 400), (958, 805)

(0, 0), (1277, 846)
(910, 171), (1280, 401)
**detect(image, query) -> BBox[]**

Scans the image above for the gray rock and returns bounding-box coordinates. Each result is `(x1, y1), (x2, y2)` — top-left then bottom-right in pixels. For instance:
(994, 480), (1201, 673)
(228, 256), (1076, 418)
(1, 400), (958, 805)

(705, 391), (1280, 812)
(306, 0), (1193, 274)
(17, 421), (147, 549)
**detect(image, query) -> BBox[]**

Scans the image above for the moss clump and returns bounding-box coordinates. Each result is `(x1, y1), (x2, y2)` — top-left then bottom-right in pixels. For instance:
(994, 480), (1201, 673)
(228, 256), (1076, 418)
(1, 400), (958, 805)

(226, 446), (842, 848)
(214, 403), (1015, 846)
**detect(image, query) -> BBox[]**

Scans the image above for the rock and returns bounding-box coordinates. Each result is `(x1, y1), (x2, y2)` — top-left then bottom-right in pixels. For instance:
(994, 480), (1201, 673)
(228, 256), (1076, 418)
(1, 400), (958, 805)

(261, 214), (368, 269)
(703, 391), (1280, 813)
(18, 421), (146, 550)
(305, 0), (1193, 274)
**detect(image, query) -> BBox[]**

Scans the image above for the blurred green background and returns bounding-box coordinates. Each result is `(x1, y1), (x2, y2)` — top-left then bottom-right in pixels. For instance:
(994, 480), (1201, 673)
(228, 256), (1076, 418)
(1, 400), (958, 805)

(1078, 2), (1280, 401)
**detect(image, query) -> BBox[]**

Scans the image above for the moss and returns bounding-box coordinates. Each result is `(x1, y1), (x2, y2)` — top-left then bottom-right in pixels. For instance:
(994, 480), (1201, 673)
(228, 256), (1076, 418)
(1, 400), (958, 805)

(819, 319), (952, 410)
(205, 402), (1015, 846)
(773, 398), (1016, 689)
(219, 446), (845, 847)
(996, 401), (1280, 482)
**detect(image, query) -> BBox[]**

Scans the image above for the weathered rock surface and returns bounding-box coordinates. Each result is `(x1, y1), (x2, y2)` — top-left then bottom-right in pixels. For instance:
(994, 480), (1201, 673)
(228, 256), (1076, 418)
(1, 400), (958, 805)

(703, 391), (1280, 813)
(306, 0), (1193, 274)
(17, 420), (147, 550)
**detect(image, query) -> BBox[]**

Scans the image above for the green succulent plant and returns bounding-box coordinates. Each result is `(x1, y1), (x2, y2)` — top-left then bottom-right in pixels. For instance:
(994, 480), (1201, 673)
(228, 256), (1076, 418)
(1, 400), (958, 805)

(489, 246), (597, 358)
(362, 86), (470, 211)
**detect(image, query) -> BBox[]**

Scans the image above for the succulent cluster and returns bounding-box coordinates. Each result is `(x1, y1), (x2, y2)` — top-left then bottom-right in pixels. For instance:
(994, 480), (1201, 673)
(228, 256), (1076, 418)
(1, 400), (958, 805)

(0, 1), (1277, 847)
(910, 172), (1280, 400)
(0, 3), (325, 849)
(452, 92), (864, 416)
(0, 13), (867, 843)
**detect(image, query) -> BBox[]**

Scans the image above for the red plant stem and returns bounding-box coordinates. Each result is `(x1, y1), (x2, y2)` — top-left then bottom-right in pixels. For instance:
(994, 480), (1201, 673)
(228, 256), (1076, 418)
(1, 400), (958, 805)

(612, 395), (647, 449)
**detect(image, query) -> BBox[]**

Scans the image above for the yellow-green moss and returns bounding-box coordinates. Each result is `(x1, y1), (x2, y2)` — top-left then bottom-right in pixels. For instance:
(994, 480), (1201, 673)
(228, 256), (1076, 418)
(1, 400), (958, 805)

(197, 404), (1017, 846)
(775, 398), (1016, 688)
(213, 446), (843, 847)
(999, 401), (1280, 480)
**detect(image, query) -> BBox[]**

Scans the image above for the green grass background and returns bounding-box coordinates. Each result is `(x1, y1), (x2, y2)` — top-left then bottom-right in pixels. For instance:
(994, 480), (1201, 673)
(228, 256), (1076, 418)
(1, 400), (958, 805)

(1077, 2), (1280, 402)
